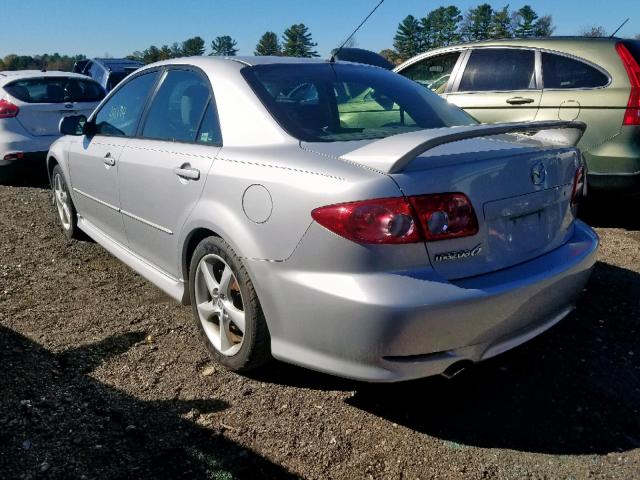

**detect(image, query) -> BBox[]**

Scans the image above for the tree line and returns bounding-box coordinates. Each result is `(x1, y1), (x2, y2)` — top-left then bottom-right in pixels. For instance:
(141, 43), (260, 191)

(129, 24), (318, 64)
(386, 4), (555, 63)
(0, 53), (86, 72)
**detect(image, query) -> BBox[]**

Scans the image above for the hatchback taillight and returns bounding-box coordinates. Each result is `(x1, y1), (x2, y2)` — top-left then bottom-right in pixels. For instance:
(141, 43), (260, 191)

(0, 99), (19, 118)
(311, 193), (478, 244)
(615, 42), (640, 126)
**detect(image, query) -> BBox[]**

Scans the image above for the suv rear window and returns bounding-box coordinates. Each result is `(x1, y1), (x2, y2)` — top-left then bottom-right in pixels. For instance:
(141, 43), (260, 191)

(542, 53), (609, 89)
(242, 63), (475, 143)
(4, 77), (105, 103)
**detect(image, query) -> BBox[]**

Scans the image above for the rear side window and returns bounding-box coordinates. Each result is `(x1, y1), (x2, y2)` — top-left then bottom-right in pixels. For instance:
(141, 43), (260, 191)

(196, 102), (222, 145)
(4, 77), (105, 103)
(620, 40), (640, 67)
(459, 49), (536, 92)
(142, 70), (212, 143)
(542, 53), (608, 89)
(94, 71), (158, 137)
(400, 51), (461, 94)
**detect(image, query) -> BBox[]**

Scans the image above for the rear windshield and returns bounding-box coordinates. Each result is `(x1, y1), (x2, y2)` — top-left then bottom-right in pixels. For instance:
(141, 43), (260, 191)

(4, 77), (105, 103)
(242, 63), (476, 142)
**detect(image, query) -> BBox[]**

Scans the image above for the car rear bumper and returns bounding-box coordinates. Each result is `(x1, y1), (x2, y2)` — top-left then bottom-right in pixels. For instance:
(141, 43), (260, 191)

(248, 220), (598, 382)
(584, 126), (640, 193)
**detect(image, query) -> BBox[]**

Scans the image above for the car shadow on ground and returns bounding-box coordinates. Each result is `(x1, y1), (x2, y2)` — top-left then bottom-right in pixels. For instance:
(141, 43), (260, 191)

(258, 261), (640, 456)
(0, 163), (50, 189)
(579, 193), (640, 230)
(0, 327), (296, 479)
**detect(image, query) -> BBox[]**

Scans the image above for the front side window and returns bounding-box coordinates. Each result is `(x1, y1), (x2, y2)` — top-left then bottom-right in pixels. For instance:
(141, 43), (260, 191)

(542, 52), (608, 89)
(93, 71), (158, 137)
(142, 70), (211, 143)
(242, 63), (475, 143)
(400, 51), (461, 94)
(459, 49), (536, 92)
(5, 77), (105, 103)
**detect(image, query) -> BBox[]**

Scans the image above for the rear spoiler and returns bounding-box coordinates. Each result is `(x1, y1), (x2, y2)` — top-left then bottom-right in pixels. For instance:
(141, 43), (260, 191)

(340, 121), (586, 174)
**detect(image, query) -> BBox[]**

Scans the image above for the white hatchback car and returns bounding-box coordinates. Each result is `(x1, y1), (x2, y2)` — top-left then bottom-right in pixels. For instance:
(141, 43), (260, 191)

(0, 70), (104, 172)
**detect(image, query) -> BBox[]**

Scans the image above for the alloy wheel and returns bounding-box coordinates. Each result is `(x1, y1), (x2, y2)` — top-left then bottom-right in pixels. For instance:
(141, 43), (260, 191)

(194, 253), (246, 356)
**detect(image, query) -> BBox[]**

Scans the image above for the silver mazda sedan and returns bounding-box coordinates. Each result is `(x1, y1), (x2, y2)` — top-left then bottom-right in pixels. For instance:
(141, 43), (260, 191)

(47, 56), (598, 382)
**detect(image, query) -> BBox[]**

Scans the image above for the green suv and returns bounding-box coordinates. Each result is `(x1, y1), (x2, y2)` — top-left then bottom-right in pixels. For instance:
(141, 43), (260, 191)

(396, 37), (640, 192)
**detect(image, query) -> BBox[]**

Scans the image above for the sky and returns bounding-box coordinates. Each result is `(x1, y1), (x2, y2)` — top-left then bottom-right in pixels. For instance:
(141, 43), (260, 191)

(1, 0), (638, 59)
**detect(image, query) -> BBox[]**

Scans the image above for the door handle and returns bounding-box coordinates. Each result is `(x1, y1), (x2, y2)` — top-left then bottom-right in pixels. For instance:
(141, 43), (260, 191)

(506, 97), (535, 105)
(173, 165), (200, 181)
(103, 153), (116, 166)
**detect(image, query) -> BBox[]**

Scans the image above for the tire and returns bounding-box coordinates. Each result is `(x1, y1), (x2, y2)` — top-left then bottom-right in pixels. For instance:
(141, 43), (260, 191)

(51, 164), (81, 240)
(189, 236), (271, 372)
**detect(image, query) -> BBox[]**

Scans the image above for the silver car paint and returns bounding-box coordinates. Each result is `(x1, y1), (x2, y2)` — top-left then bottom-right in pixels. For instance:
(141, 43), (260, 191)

(47, 56), (598, 382)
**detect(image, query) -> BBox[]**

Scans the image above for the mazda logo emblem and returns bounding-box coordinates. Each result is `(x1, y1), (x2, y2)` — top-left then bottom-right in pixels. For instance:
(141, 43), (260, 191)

(531, 162), (547, 185)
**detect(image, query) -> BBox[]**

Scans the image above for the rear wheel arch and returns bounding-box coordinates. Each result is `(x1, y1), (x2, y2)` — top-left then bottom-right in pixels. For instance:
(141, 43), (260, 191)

(181, 227), (221, 303)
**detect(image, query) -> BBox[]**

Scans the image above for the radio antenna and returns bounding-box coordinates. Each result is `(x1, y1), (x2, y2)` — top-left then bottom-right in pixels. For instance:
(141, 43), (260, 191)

(330, 0), (385, 63)
(610, 18), (629, 38)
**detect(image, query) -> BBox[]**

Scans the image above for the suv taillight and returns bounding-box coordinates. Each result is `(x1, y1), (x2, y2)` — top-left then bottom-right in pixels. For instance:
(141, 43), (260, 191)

(615, 42), (640, 126)
(571, 165), (586, 207)
(0, 99), (19, 118)
(311, 193), (478, 244)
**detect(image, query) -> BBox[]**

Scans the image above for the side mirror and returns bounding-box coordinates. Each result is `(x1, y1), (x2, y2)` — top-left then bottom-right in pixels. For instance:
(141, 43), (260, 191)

(59, 115), (87, 136)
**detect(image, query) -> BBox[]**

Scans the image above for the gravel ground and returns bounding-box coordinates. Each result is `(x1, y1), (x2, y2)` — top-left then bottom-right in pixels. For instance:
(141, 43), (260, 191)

(0, 172), (639, 479)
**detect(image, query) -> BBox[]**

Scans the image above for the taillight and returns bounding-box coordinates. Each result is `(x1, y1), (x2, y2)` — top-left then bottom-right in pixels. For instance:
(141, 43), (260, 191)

(409, 193), (479, 241)
(571, 165), (586, 207)
(615, 42), (640, 125)
(0, 99), (19, 118)
(311, 193), (478, 244)
(311, 197), (421, 244)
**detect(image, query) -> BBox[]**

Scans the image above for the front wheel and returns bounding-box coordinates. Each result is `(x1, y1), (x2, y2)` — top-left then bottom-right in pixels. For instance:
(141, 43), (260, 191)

(52, 165), (81, 240)
(189, 236), (271, 372)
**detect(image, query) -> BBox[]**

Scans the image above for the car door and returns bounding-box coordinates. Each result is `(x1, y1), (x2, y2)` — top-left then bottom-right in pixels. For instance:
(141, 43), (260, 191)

(68, 71), (159, 246)
(446, 47), (542, 123)
(534, 50), (619, 152)
(396, 50), (465, 96)
(117, 68), (222, 278)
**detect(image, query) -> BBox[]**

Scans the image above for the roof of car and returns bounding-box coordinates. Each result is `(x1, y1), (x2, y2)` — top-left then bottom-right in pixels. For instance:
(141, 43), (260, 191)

(0, 70), (97, 86)
(92, 58), (144, 70)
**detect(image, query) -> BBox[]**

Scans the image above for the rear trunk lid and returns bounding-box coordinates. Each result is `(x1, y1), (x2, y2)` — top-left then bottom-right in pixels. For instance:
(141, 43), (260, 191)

(303, 121), (584, 280)
(393, 136), (580, 279)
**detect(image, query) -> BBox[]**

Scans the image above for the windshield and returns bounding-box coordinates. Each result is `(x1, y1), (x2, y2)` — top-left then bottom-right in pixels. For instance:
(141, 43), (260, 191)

(242, 63), (476, 142)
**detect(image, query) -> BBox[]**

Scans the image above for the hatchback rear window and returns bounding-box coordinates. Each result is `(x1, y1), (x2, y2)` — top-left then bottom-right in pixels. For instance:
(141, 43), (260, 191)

(242, 63), (475, 143)
(4, 77), (105, 103)
(542, 53), (609, 89)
